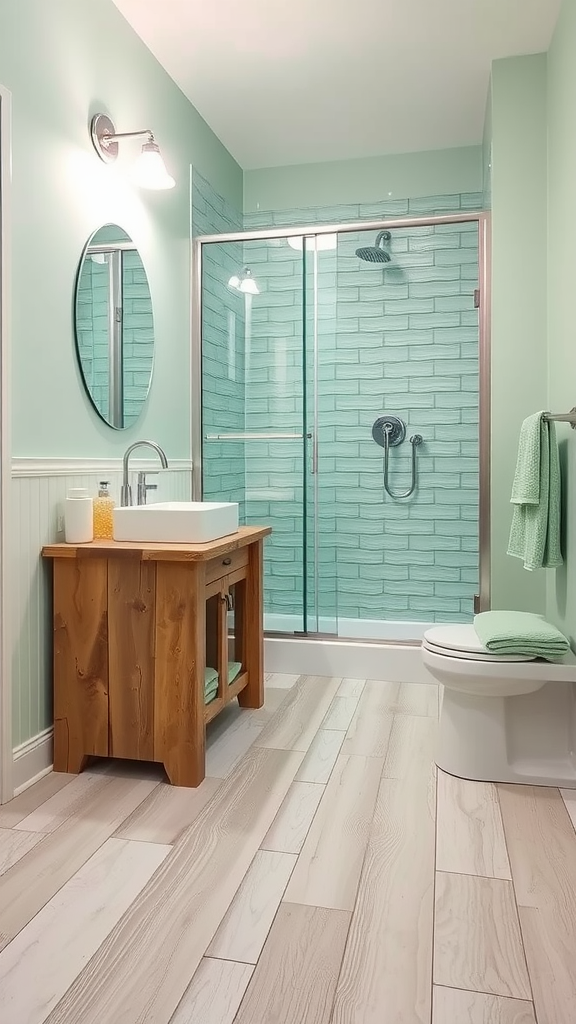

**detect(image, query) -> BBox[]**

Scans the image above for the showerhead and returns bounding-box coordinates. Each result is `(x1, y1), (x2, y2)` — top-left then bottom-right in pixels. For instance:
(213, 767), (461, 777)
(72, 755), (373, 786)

(355, 229), (392, 263)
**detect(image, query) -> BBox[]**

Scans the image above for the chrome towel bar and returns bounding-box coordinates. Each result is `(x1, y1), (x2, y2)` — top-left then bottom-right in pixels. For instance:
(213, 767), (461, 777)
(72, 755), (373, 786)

(543, 407), (576, 429)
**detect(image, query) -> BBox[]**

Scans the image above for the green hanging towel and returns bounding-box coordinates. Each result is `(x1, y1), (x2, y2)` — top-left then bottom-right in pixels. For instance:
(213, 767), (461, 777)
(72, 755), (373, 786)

(507, 412), (562, 570)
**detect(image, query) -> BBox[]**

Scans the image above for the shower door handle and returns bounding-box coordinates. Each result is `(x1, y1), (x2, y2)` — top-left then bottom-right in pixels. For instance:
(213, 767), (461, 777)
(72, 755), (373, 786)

(310, 432), (318, 474)
(204, 432), (306, 441)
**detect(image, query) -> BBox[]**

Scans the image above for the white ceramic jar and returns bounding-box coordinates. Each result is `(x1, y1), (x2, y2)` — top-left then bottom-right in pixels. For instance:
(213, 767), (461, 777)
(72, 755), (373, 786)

(64, 487), (94, 543)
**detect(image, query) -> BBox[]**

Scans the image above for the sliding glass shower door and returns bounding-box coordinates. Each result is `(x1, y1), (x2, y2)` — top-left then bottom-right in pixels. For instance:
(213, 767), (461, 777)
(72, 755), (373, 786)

(199, 215), (484, 640)
(200, 235), (336, 634)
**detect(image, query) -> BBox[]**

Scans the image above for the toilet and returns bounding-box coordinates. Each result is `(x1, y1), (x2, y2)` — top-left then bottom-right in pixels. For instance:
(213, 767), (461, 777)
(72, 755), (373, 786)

(422, 623), (576, 788)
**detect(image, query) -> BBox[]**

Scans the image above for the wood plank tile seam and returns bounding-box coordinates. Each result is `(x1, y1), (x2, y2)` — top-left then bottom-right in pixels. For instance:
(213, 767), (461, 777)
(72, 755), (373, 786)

(493, 786), (536, 1009)
(196, 953), (259, 967)
(434, 871), (532, 1000)
(432, 986), (538, 1024)
(433, 982), (538, 1003)
(42, 747), (305, 1024)
(430, 758), (441, 1024)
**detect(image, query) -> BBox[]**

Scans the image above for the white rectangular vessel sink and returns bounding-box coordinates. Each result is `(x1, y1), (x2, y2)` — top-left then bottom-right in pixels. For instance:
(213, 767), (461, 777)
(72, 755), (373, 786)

(113, 501), (239, 544)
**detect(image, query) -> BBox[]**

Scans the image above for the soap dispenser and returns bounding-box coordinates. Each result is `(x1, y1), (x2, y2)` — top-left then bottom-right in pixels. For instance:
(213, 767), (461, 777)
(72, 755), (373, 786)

(93, 481), (115, 539)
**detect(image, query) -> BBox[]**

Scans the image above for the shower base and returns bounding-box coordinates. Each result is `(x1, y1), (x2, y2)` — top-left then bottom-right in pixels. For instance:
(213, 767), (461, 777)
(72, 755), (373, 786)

(264, 634), (428, 684)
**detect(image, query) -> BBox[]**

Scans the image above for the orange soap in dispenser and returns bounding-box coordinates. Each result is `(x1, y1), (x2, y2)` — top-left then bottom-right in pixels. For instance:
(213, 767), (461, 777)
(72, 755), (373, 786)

(93, 481), (115, 539)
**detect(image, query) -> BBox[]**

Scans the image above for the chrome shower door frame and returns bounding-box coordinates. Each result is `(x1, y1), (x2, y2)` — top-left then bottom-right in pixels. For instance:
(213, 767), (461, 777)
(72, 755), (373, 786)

(192, 210), (492, 629)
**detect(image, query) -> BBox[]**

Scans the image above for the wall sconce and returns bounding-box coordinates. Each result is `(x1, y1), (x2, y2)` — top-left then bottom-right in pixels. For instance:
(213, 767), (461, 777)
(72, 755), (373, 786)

(228, 268), (260, 295)
(90, 113), (175, 190)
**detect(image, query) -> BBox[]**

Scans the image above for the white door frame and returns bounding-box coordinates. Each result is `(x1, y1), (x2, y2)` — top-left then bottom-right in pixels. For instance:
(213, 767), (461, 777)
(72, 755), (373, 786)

(0, 85), (12, 803)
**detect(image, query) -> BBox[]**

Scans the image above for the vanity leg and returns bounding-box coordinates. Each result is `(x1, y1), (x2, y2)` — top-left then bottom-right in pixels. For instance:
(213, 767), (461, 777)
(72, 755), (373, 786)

(52, 558), (109, 774)
(53, 719), (88, 774)
(238, 539), (264, 710)
(154, 561), (206, 787)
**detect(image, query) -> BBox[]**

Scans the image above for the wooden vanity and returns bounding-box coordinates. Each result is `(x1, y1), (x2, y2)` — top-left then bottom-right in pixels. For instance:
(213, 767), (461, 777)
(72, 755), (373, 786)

(42, 525), (271, 787)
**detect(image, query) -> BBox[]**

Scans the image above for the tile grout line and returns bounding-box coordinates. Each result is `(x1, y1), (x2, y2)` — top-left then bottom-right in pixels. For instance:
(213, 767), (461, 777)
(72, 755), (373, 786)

(325, 710), (397, 1023)
(495, 785), (540, 1022)
(435, 867), (521, 884)
(434, 982), (541, 1004)
(232, 685), (371, 1024)
(1, 778), (164, 951)
(171, 693), (336, 1018)
(559, 788), (576, 838)
(226, 724), (333, 1024)
(1, 795), (165, 954)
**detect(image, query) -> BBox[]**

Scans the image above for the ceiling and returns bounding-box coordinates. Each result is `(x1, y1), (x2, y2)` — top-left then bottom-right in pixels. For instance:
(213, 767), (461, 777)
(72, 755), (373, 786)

(112, 0), (561, 170)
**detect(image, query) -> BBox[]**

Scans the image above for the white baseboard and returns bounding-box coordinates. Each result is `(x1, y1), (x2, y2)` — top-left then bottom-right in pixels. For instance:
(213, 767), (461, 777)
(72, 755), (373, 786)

(12, 727), (53, 795)
(264, 637), (427, 683)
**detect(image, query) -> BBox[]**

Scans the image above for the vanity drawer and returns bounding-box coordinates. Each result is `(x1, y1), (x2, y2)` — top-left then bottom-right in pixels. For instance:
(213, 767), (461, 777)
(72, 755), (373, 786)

(205, 547), (249, 584)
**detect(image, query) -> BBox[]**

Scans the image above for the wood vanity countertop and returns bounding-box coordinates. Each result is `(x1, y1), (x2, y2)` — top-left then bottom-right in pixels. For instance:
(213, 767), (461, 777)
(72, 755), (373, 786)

(42, 524), (272, 562)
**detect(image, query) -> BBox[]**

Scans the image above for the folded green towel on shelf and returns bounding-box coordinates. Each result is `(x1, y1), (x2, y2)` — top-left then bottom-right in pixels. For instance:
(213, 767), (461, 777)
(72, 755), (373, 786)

(228, 661), (242, 685)
(204, 662), (244, 705)
(204, 667), (219, 705)
(474, 610), (570, 662)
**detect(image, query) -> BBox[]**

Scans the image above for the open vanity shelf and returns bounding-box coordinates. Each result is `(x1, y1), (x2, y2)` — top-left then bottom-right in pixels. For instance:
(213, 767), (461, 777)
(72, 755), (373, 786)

(42, 525), (271, 787)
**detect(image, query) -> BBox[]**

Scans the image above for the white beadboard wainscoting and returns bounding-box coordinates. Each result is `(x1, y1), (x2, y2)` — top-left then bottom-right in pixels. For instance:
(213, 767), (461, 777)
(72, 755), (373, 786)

(10, 459), (192, 792)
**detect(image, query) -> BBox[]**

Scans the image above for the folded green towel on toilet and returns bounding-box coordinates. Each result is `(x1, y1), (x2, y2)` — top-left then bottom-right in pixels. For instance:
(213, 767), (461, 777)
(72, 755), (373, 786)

(474, 610), (570, 662)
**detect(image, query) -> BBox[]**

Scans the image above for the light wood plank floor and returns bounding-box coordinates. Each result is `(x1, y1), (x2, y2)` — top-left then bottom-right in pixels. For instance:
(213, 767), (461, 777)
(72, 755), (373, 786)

(0, 673), (575, 1023)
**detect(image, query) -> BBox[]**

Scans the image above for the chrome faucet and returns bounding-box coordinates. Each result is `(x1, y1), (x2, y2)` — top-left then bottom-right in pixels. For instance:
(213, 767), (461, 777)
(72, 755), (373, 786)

(121, 440), (169, 506)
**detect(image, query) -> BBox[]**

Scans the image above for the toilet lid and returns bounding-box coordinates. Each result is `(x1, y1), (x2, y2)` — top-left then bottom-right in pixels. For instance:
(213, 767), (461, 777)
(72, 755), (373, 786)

(423, 624), (535, 663)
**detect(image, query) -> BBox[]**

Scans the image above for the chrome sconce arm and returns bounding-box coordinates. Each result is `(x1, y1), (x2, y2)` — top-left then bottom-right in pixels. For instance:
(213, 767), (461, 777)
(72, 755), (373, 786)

(90, 113), (175, 190)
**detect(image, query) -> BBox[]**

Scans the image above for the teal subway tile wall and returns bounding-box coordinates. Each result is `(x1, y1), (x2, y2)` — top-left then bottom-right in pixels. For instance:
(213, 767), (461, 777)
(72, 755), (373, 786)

(236, 192), (482, 632)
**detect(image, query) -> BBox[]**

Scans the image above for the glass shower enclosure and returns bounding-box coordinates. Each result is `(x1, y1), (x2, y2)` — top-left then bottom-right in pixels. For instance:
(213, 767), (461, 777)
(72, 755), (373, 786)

(193, 214), (490, 643)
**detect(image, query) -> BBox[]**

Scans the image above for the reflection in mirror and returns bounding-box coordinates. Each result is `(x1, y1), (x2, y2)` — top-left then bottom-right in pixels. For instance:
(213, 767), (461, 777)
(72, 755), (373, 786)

(74, 224), (154, 429)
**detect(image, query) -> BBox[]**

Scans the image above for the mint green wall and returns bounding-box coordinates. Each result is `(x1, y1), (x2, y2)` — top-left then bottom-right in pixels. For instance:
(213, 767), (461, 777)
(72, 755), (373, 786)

(489, 54), (548, 615)
(546, 0), (576, 643)
(0, 0), (242, 458)
(482, 83), (492, 210)
(244, 146), (482, 214)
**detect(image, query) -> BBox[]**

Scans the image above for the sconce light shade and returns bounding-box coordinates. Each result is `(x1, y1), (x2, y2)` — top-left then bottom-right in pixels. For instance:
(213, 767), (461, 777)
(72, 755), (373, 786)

(132, 141), (175, 190)
(90, 113), (175, 190)
(228, 268), (260, 295)
(239, 274), (260, 295)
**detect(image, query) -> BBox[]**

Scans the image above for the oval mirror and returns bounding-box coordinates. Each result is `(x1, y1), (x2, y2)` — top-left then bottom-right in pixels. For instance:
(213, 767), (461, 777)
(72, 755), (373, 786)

(74, 224), (155, 429)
